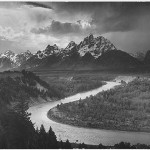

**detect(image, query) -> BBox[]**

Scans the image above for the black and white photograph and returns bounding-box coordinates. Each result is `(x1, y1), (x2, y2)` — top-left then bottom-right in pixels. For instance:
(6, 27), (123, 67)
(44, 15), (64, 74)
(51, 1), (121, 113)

(1, 1), (150, 149)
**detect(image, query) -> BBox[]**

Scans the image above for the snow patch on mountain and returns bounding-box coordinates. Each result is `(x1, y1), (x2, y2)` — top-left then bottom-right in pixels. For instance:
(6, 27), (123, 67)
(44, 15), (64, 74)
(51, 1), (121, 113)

(35, 44), (60, 59)
(0, 34), (118, 69)
(0, 50), (33, 67)
(78, 34), (116, 58)
(62, 41), (77, 57)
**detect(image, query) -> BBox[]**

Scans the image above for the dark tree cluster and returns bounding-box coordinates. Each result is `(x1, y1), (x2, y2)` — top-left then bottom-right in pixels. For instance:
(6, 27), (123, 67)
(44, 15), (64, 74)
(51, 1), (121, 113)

(0, 99), (71, 149)
(0, 87), (71, 149)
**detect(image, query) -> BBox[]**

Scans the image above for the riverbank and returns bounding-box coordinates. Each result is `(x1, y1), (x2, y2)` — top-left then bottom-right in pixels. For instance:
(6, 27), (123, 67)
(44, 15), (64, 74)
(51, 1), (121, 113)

(47, 77), (150, 133)
(47, 106), (150, 133)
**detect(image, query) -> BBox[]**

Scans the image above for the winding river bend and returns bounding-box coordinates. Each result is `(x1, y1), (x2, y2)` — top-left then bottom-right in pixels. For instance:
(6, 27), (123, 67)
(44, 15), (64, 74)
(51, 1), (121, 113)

(28, 76), (150, 145)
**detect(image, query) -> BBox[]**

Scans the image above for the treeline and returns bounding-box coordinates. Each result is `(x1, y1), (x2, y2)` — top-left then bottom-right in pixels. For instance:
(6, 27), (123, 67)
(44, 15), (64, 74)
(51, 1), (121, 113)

(46, 75), (105, 98)
(49, 78), (150, 132)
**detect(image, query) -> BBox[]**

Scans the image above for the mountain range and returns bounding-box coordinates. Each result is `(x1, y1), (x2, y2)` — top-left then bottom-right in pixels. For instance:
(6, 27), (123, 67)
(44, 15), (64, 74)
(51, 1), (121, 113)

(0, 34), (149, 71)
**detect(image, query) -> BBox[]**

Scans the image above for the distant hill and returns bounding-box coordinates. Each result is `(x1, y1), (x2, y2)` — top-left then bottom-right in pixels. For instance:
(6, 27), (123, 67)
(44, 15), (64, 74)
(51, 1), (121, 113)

(96, 50), (141, 68)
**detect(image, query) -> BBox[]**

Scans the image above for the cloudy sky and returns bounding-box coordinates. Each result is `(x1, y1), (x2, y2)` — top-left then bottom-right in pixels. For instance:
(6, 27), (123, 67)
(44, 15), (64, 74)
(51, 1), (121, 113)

(0, 2), (150, 54)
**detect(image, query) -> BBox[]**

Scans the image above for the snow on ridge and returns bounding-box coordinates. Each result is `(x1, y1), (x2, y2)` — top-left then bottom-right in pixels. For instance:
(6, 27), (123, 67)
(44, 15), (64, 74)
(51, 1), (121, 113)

(78, 34), (116, 58)
(0, 34), (118, 68)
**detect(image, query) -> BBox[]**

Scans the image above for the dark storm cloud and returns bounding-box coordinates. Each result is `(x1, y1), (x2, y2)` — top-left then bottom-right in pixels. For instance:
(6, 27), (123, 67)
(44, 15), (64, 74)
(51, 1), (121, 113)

(50, 20), (81, 34)
(99, 3), (148, 32)
(53, 2), (150, 33)
(24, 2), (53, 9)
(53, 2), (106, 13)
(30, 2), (150, 36)
(31, 20), (82, 35)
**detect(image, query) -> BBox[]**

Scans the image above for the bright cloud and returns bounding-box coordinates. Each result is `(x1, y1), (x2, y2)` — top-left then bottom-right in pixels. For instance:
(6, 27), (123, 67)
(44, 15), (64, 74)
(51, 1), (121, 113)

(0, 26), (24, 41)
(1, 2), (150, 54)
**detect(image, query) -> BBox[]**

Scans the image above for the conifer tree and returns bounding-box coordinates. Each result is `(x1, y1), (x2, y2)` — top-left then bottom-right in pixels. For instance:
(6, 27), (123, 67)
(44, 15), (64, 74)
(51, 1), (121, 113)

(47, 126), (58, 148)
(64, 139), (72, 149)
(38, 125), (48, 148)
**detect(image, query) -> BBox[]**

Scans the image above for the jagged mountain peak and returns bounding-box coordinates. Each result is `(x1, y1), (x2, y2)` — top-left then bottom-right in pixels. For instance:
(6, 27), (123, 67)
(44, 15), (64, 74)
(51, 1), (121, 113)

(20, 50), (32, 56)
(81, 34), (94, 46)
(2, 50), (15, 57)
(53, 44), (58, 49)
(84, 33), (94, 42)
(21, 50), (32, 58)
(45, 44), (59, 50)
(1, 34), (138, 71)
(35, 44), (60, 59)
(45, 45), (51, 50)
(78, 34), (116, 58)
(62, 41), (77, 57)
(25, 50), (32, 54)
(4, 50), (14, 54)
(0, 50), (17, 66)
(96, 36), (113, 45)
(66, 41), (77, 49)
(45, 44), (59, 51)
(0, 49), (33, 69)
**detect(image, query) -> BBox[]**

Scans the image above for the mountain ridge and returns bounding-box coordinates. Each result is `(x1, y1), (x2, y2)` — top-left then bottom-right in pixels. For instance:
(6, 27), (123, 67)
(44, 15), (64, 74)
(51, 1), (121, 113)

(0, 34), (144, 71)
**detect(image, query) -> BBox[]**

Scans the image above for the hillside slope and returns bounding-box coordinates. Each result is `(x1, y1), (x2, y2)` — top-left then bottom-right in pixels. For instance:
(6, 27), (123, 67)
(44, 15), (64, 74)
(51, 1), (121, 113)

(0, 70), (62, 107)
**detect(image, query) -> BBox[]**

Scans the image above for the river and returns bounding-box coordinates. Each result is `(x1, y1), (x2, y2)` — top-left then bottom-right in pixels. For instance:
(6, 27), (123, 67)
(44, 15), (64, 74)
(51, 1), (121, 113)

(28, 76), (150, 146)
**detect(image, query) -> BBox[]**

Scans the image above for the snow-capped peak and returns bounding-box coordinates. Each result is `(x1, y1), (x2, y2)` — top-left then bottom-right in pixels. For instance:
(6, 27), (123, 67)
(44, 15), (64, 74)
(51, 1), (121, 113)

(0, 50), (33, 67)
(66, 41), (76, 48)
(25, 50), (31, 54)
(19, 50), (32, 60)
(35, 44), (60, 59)
(4, 50), (14, 54)
(78, 34), (116, 58)
(0, 33), (118, 70)
(53, 44), (58, 49)
(64, 41), (77, 52)
(1, 50), (15, 58)
(61, 41), (77, 57)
